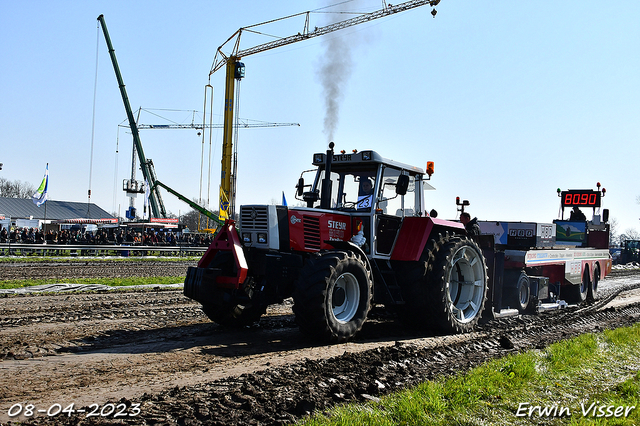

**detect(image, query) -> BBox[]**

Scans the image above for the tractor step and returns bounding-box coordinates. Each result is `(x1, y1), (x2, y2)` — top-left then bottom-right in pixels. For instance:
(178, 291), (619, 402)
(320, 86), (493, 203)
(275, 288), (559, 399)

(372, 260), (405, 305)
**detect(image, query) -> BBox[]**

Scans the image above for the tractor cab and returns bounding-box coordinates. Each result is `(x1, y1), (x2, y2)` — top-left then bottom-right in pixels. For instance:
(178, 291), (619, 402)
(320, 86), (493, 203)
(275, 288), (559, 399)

(294, 143), (432, 257)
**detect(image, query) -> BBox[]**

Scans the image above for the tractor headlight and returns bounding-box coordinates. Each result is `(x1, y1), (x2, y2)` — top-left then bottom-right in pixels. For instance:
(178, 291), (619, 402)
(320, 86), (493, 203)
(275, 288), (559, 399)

(257, 233), (267, 244)
(242, 233), (252, 243)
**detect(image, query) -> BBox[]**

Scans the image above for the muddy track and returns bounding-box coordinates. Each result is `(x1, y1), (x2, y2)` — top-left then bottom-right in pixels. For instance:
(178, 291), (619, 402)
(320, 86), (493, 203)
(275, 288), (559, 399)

(1, 267), (639, 425)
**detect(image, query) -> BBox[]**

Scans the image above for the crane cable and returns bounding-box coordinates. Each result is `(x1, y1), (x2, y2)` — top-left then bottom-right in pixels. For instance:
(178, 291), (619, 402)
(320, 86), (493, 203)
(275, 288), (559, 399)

(89, 20), (100, 215)
(206, 88), (215, 228)
(113, 127), (120, 217)
(198, 87), (208, 230)
(199, 85), (217, 231)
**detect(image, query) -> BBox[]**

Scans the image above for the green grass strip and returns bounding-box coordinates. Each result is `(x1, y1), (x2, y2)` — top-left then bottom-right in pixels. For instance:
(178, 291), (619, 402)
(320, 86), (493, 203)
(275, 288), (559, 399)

(301, 324), (640, 426)
(0, 276), (184, 289)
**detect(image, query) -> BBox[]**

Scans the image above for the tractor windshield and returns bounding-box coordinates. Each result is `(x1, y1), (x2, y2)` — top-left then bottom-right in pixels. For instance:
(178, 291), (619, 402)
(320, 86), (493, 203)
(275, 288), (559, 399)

(315, 166), (378, 211)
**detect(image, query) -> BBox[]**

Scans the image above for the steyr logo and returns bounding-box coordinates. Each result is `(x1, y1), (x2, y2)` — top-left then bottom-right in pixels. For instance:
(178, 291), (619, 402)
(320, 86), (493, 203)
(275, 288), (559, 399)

(328, 220), (347, 230)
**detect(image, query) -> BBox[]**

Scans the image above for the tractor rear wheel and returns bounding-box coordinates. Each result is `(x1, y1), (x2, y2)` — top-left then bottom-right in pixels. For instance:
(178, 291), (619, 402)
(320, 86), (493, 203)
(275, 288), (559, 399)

(429, 234), (488, 333)
(399, 233), (488, 334)
(293, 251), (373, 343)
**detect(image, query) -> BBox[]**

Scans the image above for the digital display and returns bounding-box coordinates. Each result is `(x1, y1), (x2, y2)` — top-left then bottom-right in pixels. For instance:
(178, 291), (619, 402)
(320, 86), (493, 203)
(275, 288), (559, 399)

(561, 190), (601, 208)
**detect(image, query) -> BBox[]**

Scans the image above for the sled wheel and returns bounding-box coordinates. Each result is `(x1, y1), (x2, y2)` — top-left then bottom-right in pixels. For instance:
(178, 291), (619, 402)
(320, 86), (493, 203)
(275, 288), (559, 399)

(566, 268), (589, 305)
(506, 270), (531, 313)
(293, 251), (373, 343)
(587, 265), (600, 302)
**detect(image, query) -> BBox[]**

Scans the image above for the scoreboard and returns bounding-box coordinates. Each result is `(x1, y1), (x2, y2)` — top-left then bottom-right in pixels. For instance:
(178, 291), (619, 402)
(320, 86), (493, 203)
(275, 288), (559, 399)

(560, 190), (601, 208)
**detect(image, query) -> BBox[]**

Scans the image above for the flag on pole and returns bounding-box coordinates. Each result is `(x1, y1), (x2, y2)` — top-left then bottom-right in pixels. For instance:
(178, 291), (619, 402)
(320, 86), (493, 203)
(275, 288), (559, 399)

(32, 164), (49, 207)
(282, 191), (288, 206)
(219, 187), (229, 220)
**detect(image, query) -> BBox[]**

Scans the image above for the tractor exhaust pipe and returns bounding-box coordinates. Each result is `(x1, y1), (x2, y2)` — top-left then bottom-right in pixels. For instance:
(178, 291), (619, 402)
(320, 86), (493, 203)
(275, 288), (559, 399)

(320, 142), (334, 210)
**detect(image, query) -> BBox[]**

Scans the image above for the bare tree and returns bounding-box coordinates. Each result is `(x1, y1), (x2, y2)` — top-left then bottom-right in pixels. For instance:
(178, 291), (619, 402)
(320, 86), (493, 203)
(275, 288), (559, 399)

(619, 228), (640, 246)
(178, 198), (223, 232)
(0, 178), (36, 198)
(608, 217), (619, 247)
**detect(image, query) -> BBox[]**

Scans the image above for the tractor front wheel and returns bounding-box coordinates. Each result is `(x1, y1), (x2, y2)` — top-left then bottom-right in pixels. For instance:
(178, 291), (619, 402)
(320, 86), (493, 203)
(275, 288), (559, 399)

(198, 251), (266, 327)
(200, 278), (266, 327)
(293, 251), (373, 343)
(201, 300), (265, 327)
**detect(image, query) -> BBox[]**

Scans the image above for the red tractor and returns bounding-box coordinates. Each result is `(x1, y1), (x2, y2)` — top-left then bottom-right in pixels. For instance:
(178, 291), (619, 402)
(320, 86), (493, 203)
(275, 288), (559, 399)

(184, 143), (488, 342)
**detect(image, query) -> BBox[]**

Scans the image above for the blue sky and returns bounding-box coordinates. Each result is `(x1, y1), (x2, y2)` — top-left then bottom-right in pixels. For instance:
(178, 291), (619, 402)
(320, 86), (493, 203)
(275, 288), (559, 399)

(1, 1), (639, 236)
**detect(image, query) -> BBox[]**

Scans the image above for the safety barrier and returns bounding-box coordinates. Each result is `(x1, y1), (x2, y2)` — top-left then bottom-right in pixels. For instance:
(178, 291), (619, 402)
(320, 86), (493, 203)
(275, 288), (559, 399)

(0, 243), (207, 257)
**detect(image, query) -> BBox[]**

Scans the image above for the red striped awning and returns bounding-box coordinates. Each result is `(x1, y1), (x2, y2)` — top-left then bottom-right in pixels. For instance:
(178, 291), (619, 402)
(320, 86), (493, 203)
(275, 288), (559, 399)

(52, 218), (118, 224)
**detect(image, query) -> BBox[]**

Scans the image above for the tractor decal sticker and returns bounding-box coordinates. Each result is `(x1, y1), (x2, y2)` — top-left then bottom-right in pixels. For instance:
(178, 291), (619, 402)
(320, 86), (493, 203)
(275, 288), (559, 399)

(328, 220), (347, 241)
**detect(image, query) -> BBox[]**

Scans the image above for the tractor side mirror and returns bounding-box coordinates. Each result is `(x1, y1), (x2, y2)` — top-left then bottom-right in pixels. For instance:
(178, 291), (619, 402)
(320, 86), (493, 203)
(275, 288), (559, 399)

(396, 175), (409, 196)
(602, 208), (609, 223)
(297, 178), (304, 197)
(303, 190), (319, 207)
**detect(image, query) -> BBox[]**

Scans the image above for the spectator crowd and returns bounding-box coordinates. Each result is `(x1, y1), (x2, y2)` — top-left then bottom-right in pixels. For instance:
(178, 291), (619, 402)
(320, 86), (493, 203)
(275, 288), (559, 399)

(0, 226), (212, 247)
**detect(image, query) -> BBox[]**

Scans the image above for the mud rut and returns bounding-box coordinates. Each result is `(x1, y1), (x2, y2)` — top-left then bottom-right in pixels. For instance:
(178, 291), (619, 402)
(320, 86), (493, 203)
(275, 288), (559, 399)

(1, 264), (639, 426)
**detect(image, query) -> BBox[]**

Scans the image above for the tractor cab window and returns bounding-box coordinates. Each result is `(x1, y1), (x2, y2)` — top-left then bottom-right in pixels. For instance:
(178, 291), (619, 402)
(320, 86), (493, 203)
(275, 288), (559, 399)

(313, 167), (377, 210)
(377, 167), (416, 217)
(352, 171), (376, 210)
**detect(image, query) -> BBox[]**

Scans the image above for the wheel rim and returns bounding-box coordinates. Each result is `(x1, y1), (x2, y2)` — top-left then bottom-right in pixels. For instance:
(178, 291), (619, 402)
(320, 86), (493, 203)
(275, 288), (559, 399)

(446, 245), (485, 324)
(331, 272), (361, 324)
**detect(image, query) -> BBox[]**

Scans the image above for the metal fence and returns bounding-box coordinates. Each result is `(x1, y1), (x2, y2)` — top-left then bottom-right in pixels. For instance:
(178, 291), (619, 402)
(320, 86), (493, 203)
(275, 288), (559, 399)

(0, 243), (207, 257)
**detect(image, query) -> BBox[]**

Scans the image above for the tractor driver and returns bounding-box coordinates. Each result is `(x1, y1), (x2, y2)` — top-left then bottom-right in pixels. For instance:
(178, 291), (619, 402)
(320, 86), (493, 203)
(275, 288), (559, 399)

(359, 178), (374, 196)
(460, 212), (481, 236)
(357, 177), (374, 210)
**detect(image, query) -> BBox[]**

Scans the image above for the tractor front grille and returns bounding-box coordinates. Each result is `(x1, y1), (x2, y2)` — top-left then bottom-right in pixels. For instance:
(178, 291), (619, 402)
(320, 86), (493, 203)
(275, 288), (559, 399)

(240, 206), (269, 231)
(303, 215), (321, 250)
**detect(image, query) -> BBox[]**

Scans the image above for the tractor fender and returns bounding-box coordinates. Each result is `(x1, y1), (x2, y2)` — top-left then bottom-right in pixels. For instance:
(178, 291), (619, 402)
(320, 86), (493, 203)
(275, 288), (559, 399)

(324, 240), (372, 270)
(391, 217), (465, 262)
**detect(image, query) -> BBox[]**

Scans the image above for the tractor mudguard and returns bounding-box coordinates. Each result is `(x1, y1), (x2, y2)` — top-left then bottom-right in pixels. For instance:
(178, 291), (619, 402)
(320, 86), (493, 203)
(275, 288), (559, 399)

(325, 240), (371, 268)
(391, 217), (465, 262)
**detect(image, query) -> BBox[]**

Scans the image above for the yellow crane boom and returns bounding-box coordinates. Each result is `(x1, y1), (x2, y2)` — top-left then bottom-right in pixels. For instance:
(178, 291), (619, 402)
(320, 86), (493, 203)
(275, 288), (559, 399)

(210, 0), (441, 220)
